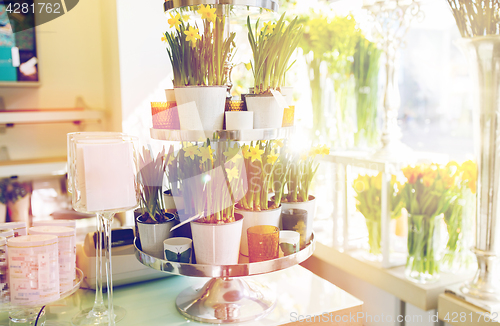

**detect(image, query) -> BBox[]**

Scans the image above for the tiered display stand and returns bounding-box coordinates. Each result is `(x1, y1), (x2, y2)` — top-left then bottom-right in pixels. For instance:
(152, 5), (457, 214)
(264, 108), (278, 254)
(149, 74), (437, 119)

(135, 127), (314, 323)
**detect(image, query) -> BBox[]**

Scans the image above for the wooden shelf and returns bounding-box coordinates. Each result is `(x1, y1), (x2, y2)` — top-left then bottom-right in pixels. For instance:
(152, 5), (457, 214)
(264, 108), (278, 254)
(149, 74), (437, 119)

(302, 243), (475, 311)
(438, 293), (500, 325)
(0, 157), (67, 178)
(0, 109), (104, 125)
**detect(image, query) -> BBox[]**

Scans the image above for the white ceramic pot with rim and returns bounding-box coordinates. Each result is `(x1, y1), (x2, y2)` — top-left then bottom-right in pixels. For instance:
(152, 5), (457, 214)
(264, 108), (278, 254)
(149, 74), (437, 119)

(174, 86), (227, 131)
(137, 213), (177, 259)
(191, 213), (244, 265)
(225, 111), (254, 130)
(163, 190), (185, 211)
(245, 94), (285, 129)
(165, 89), (176, 102)
(280, 195), (316, 244)
(235, 205), (282, 256)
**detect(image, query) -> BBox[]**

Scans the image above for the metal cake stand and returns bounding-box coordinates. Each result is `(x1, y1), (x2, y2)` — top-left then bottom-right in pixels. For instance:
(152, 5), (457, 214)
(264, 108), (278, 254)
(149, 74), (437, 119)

(134, 234), (315, 324)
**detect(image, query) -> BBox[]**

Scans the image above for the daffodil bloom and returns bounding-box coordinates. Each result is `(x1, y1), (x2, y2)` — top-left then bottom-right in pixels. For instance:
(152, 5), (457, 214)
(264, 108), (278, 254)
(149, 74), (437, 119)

(261, 21), (276, 35)
(241, 145), (251, 159)
(184, 145), (198, 160)
(226, 166), (239, 182)
(320, 145), (330, 156)
(267, 154), (278, 165)
(198, 146), (214, 163)
(161, 34), (167, 42)
(248, 146), (264, 162)
(244, 62), (252, 71)
(272, 139), (284, 148)
(168, 13), (182, 31)
(197, 4), (217, 23)
(182, 15), (190, 22)
(223, 146), (241, 161)
(165, 154), (175, 166)
(184, 26), (201, 45)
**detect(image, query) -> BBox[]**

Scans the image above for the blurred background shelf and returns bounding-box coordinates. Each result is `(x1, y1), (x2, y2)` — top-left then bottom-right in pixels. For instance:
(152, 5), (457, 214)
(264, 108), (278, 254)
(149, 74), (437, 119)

(0, 109), (104, 126)
(0, 156), (67, 178)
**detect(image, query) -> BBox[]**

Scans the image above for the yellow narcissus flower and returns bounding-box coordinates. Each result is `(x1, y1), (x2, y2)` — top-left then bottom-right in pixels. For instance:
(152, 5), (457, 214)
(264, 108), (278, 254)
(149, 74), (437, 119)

(223, 146), (241, 161)
(198, 146), (214, 163)
(182, 14), (190, 22)
(184, 145), (198, 160)
(402, 166), (422, 184)
(261, 21), (276, 35)
(165, 154), (175, 166)
(248, 146), (264, 162)
(309, 146), (322, 158)
(168, 13), (182, 31)
(241, 145), (251, 159)
(184, 26), (201, 47)
(197, 4), (217, 22)
(461, 160), (477, 193)
(225, 166), (239, 182)
(320, 145), (330, 156)
(272, 139), (284, 148)
(372, 173), (382, 190)
(300, 153), (308, 161)
(267, 153), (278, 165)
(353, 175), (369, 193)
(161, 33), (167, 42)
(244, 62), (252, 71)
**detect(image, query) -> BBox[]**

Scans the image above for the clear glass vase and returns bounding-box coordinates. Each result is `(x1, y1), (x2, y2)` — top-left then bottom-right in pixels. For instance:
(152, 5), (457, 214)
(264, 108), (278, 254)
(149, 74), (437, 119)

(458, 36), (500, 300)
(441, 188), (476, 273)
(364, 219), (382, 261)
(405, 214), (443, 284)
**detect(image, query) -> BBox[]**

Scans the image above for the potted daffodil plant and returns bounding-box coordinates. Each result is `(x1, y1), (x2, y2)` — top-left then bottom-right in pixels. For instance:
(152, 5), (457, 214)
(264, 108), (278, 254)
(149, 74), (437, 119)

(136, 147), (176, 259)
(172, 140), (246, 265)
(163, 6), (236, 131)
(245, 13), (303, 128)
(279, 144), (329, 244)
(234, 140), (287, 256)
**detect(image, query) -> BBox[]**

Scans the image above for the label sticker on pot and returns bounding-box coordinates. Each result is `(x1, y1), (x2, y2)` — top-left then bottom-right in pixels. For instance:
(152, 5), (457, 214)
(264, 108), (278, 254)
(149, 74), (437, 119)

(270, 89), (289, 110)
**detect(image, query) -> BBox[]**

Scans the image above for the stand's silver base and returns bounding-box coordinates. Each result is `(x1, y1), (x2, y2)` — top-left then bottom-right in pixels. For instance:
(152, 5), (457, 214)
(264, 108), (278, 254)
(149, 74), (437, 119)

(461, 249), (500, 302)
(176, 278), (276, 324)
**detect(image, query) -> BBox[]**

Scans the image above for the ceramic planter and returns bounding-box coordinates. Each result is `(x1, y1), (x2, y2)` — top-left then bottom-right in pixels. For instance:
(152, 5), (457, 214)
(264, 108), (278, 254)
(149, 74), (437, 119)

(245, 95), (285, 129)
(225, 111), (254, 130)
(174, 86), (227, 131)
(191, 213), (243, 265)
(165, 89), (176, 102)
(163, 190), (185, 211)
(280, 86), (294, 107)
(136, 213), (177, 259)
(281, 195), (316, 244)
(235, 206), (282, 256)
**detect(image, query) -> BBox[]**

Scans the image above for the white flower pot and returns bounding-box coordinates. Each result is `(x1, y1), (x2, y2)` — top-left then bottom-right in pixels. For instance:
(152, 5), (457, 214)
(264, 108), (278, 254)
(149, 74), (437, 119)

(235, 206), (282, 256)
(281, 195), (316, 244)
(174, 86), (227, 131)
(245, 95), (285, 129)
(0, 203), (5, 223)
(137, 214), (177, 259)
(163, 192), (185, 211)
(225, 111), (254, 130)
(165, 89), (176, 102)
(191, 214), (243, 265)
(280, 87), (294, 106)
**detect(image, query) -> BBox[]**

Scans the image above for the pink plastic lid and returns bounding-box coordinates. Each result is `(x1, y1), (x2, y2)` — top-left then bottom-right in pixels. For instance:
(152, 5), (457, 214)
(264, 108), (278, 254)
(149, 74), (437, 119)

(29, 226), (75, 237)
(8, 235), (58, 248)
(0, 229), (14, 239)
(32, 220), (76, 228)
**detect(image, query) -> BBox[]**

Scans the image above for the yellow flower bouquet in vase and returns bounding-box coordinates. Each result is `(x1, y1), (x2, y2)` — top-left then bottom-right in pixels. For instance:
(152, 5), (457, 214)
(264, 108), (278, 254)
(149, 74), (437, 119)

(441, 161), (477, 273)
(353, 173), (404, 261)
(402, 164), (456, 283)
(163, 6), (236, 131)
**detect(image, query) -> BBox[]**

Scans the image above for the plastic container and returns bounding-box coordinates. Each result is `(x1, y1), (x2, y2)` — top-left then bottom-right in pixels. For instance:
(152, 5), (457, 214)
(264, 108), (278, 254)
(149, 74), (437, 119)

(29, 226), (76, 293)
(0, 222), (27, 237)
(0, 236), (8, 304)
(8, 235), (60, 305)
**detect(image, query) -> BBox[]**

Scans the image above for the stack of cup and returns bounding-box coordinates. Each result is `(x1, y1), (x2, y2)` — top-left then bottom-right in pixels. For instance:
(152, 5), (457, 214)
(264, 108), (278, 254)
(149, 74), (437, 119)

(0, 222), (27, 237)
(29, 226), (76, 293)
(8, 235), (60, 305)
